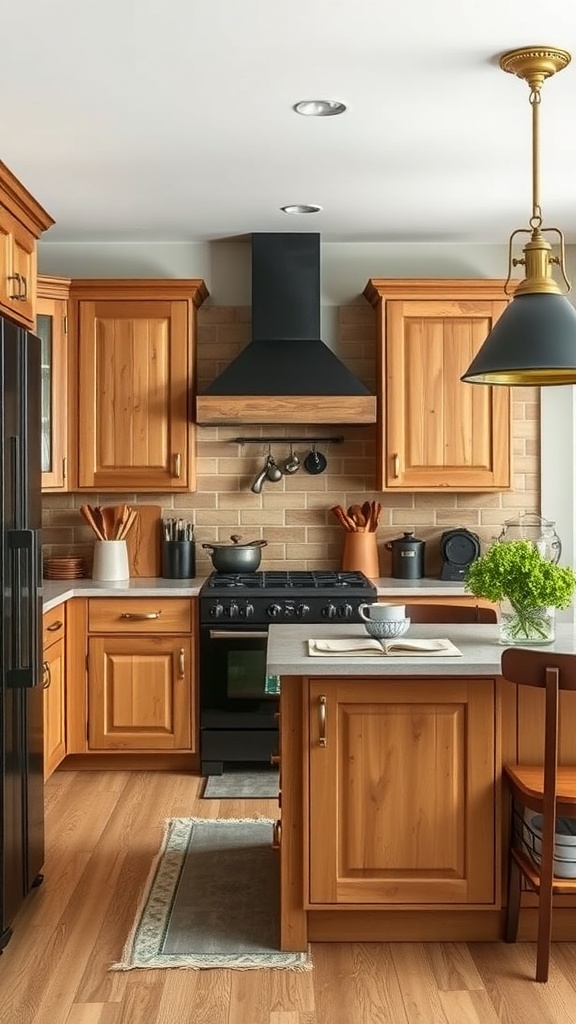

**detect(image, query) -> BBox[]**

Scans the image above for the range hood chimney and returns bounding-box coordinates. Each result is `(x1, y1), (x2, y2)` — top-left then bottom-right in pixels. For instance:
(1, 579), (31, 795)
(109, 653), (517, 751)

(196, 233), (376, 424)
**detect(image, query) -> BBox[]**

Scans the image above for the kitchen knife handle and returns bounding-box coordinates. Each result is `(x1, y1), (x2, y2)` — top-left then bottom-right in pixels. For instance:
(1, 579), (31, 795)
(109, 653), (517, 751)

(318, 695), (327, 747)
(120, 611), (161, 620)
(173, 452), (181, 478)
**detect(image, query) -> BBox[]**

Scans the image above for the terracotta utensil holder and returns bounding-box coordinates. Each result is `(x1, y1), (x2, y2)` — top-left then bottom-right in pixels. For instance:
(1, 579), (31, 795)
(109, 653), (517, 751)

(342, 531), (380, 579)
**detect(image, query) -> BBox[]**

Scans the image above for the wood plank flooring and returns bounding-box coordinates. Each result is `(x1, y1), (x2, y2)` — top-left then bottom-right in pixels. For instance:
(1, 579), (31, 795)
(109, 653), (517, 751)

(2, 770), (576, 1023)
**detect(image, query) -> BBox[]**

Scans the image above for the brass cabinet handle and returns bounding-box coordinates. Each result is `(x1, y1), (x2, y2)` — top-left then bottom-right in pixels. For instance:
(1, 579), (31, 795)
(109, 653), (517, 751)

(7, 273), (21, 299)
(47, 620), (63, 632)
(19, 275), (28, 300)
(120, 611), (161, 620)
(178, 647), (185, 678)
(319, 695), (327, 747)
(272, 820), (282, 850)
(42, 660), (51, 690)
(173, 452), (182, 478)
(62, 457), (67, 481)
(392, 453), (400, 478)
(270, 752), (280, 766)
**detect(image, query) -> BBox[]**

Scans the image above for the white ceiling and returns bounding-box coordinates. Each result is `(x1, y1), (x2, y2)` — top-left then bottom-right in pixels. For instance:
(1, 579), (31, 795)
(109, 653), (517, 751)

(4, 1), (576, 244)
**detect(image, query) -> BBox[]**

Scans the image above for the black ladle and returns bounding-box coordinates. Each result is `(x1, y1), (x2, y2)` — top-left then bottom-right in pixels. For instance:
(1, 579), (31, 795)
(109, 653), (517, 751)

(303, 446), (327, 475)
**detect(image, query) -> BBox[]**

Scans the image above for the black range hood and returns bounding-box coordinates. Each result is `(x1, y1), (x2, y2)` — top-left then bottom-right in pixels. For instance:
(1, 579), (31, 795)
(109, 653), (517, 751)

(196, 233), (376, 424)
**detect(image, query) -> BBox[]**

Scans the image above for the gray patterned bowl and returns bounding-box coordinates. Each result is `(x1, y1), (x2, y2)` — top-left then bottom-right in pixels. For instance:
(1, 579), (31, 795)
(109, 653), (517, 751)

(363, 617), (411, 640)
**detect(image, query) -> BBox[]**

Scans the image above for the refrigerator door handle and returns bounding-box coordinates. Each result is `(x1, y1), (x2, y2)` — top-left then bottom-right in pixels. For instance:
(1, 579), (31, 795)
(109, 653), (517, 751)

(8, 528), (41, 688)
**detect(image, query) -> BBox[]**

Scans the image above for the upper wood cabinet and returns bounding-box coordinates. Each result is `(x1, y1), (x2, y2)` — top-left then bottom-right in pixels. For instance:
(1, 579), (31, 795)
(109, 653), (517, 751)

(68, 279), (208, 491)
(37, 276), (70, 491)
(364, 279), (512, 491)
(0, 161), (54, 329)
(307, 676), (497, 907)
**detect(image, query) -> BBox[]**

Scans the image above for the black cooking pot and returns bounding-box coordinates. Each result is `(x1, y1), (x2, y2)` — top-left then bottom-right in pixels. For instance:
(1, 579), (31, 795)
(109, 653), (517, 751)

(386, 531), (426, 580)
(202, 535), (267, 573)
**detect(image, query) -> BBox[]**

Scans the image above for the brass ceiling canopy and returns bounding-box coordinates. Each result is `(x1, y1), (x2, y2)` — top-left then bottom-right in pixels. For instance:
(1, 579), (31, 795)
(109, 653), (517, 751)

(461, 45), (576, 387)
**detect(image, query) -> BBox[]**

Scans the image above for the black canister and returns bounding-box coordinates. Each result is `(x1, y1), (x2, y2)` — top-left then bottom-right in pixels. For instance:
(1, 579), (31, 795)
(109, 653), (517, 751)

(161, 540), (196, 579)
(386, 531), (426, 580)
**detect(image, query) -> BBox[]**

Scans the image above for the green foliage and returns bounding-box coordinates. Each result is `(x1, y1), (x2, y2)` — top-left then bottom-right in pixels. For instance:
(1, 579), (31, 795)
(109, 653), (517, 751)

(464, 540), (576, 611)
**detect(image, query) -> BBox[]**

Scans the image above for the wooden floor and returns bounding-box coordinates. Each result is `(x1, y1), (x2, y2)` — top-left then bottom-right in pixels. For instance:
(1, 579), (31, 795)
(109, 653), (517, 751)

(2, 772), (576, 1024)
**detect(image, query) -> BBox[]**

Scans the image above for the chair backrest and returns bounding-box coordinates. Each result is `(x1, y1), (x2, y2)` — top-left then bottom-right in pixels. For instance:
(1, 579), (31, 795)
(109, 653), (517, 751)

(405, 603), (498, 624)
(501, 648), (576, 871)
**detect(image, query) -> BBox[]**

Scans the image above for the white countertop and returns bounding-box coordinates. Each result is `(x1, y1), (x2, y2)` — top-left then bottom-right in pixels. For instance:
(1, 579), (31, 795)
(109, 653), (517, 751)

(41, 577), (205, 611)
(267, 622), (576, 677)
(41, 575), (466, 612)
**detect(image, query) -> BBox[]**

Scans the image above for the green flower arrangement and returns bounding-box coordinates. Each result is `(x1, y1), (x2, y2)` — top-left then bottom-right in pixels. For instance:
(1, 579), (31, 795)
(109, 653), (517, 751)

(465, 539), (576, 641)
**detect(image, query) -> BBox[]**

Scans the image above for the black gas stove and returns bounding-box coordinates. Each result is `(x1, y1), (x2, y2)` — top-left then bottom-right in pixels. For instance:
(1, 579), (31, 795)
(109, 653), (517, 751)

(200, 570), (377, 625)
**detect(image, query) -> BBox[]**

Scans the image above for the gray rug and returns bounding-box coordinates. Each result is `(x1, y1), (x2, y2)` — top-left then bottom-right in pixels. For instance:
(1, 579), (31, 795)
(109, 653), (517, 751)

(202, 769), (279, 799)
(112, 817), (310, 970)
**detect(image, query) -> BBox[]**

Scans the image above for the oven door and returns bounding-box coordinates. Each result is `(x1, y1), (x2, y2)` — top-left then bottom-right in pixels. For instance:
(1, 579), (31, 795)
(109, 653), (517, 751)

(200, 627), (280, 713)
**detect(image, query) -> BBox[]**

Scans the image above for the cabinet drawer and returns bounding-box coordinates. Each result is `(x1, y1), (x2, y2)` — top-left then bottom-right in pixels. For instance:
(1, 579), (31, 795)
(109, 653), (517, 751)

(88, 597), (192, 633)
(43, 605), (66, 648)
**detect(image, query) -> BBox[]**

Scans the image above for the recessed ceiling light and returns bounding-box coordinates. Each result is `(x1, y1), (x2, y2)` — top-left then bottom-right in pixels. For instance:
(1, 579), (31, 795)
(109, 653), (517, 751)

(293, 99), (347, 117)
(280, 204), (323, 215)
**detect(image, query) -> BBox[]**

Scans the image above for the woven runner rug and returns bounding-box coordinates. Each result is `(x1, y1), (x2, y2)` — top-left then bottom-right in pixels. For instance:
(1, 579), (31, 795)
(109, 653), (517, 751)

(111, 817), (311, 971)
(202, 769), (279, 799)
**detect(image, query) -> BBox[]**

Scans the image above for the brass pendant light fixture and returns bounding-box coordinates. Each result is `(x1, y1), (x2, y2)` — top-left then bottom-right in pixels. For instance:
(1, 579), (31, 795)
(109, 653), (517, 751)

(461, 46), (576, 386)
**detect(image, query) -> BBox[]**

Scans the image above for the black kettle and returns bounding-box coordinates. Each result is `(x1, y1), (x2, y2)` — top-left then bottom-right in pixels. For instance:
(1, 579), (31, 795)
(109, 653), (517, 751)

(386, 531), (426, 580)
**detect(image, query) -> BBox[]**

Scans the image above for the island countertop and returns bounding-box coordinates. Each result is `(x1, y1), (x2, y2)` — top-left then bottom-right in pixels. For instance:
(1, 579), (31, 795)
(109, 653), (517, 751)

(267, 621), (576, 676)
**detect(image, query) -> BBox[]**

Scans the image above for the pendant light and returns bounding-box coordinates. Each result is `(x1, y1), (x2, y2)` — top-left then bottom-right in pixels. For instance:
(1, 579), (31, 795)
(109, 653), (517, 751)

(461, 46), (576, 386)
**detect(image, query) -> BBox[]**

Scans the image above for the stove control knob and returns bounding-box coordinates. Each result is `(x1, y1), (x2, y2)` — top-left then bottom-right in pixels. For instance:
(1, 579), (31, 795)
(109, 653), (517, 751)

(324, 602), (337, 619)
(296, 603), (310, 618)
(244, 603), (255, 619)
(209, 603), (224, 619)
(228, 602), (239, 619)
(339, 603), (354, 619)
(267, 604), (283, 618)
(284, 605), (295, 617)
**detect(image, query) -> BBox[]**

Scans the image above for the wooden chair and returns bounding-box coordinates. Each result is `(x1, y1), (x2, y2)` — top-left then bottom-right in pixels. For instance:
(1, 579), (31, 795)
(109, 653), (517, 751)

(500, 648), (576, 982)
(404, 603), (497, 624)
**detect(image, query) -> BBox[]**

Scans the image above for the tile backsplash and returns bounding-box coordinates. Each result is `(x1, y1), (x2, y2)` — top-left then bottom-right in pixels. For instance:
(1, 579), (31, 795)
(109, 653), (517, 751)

(42, 301), (540, 579)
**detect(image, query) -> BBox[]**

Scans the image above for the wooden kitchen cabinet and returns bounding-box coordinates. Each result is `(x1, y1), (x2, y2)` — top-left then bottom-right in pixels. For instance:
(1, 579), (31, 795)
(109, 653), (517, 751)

(42, 606), (66, 780)
(37, 276), (70, 491)
(68, 279), (208, 491)
(307, 676), (496, 906)
(84, 597), (197, 754)
(0, 161), (54, 329)
(363, 279), (512, 491)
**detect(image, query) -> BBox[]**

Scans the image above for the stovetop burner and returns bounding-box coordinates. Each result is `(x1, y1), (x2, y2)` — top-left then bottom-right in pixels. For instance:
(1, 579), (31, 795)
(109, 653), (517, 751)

(203, 570), (374, 592)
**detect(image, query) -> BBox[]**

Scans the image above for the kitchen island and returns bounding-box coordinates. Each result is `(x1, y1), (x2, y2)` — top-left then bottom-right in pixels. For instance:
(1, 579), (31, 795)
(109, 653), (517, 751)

(268, 622), (576, 951)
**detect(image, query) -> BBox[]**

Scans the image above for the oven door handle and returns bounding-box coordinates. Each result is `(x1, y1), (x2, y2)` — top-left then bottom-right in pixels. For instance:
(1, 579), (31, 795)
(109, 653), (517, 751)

(209, 630), (269, 640)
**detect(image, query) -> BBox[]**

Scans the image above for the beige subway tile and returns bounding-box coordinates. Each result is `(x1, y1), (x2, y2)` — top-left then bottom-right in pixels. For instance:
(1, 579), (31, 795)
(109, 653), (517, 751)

(390, 510), (444, 526)
(286, 509), (325, 526)
(290, 475), (328, 493)
(435, 509), (481, 527)
(196, 458), (219, 474)
(194, 509), (241, 527)
(198, 306), (239, 325)
(42, 528), (74, 545)
(264, 492), (306, 509)
(500, 491), (539, 509)
(339, 306), (375, 326)
(239, 510), (285, 527)
(512, 419), (540, 439)
(260, 526), (306, 543)
(455, 492), (503, 509)
(173, 493), (216, 509)
(217, 492), (261, 509)
(414, 493), (457, 509)
(200, 474), (242, 492)
(42, 494), (76, 510)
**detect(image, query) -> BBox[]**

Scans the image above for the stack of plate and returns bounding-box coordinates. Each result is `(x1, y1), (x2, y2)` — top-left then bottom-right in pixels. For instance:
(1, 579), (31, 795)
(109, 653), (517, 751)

(43, 556), (87, 580)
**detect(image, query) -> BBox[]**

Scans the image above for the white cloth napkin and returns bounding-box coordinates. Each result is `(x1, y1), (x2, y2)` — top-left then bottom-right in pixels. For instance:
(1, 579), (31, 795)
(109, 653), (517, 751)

(308, 637), (462, 657)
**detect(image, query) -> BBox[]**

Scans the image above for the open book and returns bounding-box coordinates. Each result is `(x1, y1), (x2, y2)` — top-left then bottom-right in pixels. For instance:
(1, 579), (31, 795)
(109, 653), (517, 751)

(308, 638), (462, 658)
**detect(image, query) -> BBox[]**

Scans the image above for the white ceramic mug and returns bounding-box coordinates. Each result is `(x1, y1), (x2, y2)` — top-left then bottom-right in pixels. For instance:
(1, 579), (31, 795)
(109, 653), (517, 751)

(92, 540), (130, 582)
(358, 602), (406, 622)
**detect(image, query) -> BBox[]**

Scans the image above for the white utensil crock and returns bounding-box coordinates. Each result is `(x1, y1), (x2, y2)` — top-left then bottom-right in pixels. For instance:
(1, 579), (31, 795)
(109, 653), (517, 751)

(92, 540), (130, 581)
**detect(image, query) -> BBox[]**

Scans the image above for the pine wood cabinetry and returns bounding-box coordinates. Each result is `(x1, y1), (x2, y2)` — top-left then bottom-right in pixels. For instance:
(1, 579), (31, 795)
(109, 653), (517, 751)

(363, 279), (512, 491)
(85, 597), (197, 753)
(37, 276), (70, 491)
(68, 279), (208, 492)
(42, 606), (66, 780)
(0, 161), (54, 329)
(307, 677), (496, 907)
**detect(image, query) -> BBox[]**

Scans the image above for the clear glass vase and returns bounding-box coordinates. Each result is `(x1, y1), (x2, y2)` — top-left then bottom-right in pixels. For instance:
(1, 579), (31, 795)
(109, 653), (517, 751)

(498, 599), (555, 645)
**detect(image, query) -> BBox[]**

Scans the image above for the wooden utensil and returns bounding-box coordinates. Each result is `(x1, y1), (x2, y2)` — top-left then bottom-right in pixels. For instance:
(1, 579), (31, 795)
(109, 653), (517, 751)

(79, 504), (106, 541)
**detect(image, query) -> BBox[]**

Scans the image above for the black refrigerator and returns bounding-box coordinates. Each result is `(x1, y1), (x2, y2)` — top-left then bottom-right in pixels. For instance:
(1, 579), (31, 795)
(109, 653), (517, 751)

(0, 315), (44, 952)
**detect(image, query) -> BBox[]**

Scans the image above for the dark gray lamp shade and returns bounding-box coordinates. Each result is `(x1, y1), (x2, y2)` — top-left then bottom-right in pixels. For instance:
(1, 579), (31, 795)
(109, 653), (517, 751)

(461, 292), (576, 385)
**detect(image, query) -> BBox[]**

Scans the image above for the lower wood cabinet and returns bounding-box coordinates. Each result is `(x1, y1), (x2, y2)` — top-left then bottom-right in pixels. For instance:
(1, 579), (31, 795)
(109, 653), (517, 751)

(84, 597), (197, 754)
(307, 677), (496, 906)
(87, 635), (193, 750)
(43, 607), (66, 779)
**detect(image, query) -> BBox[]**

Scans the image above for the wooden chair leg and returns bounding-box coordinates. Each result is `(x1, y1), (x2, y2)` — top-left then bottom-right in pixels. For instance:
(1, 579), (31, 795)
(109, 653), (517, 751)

(505, 853), (521, 942)
(535, 871), (554, 982)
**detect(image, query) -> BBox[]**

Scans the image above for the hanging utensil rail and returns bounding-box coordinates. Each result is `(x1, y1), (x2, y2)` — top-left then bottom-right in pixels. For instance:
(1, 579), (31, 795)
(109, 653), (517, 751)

(232, 435), (344, 445)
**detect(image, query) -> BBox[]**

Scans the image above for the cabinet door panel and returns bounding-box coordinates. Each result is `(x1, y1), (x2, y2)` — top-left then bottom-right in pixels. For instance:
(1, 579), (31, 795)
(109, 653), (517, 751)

(37, 290), (69, 491)
(88, 636), (193, 750)
(43, 638), (66, 779)
(78, 299), (189, 489)
(386, 299), (510, 490)
(309, 678), (496, 906)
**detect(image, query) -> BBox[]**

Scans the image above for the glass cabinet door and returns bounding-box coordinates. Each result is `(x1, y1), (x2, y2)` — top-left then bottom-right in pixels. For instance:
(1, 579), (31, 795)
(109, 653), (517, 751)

(36, 283), (69, 491)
